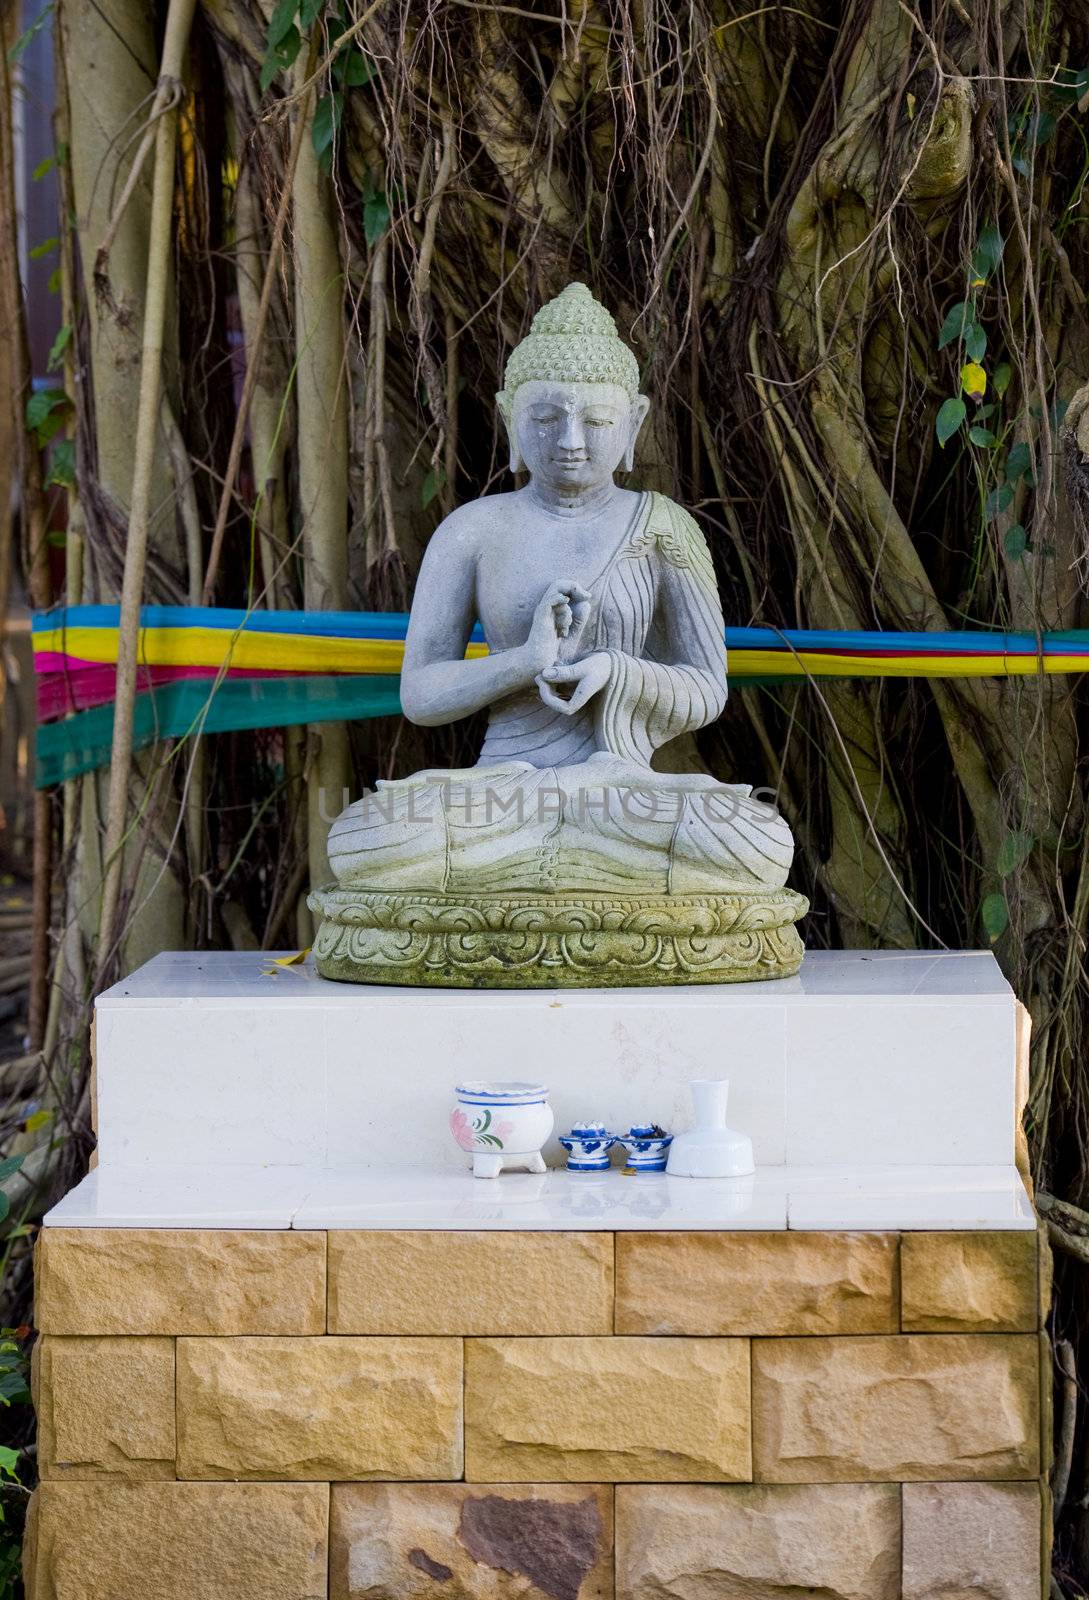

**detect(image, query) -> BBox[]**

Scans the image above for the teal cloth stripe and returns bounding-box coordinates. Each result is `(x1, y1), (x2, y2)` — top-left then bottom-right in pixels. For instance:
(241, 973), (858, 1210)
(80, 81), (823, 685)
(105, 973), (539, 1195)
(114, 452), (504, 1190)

(34, 668), (803, 786)
(35, 675), (403, 787)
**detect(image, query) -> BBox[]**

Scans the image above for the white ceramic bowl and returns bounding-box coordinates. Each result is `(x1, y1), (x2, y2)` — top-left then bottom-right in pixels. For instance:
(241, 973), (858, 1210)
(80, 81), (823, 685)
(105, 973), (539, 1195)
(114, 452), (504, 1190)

(450, 1081), (554, 1177)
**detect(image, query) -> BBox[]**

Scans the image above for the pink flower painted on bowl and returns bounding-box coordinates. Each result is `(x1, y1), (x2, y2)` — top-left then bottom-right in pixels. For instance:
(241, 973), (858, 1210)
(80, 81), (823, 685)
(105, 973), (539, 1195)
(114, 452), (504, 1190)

(493, 1118), (515, 1143)
(450, 1107), (476, 1151)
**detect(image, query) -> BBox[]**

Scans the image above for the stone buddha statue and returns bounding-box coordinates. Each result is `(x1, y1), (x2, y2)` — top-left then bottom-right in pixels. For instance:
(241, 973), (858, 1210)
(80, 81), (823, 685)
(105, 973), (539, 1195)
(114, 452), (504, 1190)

(310, 284), (806, 985)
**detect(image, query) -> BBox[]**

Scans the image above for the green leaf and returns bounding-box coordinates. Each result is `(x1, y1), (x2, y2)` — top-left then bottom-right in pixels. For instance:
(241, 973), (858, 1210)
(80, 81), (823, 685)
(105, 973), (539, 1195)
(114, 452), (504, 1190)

(938, 300), (975, 349)
(0, 1370), (30, 1406)
(993, 362), (1012, 397)
(47, 265), (61, 294)
(1054, 66), (1089, 102)
(998, 831), (1034, 876)
(9, 3), (53, 62)
(266, 0), (299, 49)
(299, 0), (324, 24)
(968, 426), (997, 447)
(1006, 441), (1032, 483)
(46, 439), (75, 487)
(1004, 523), (1028, 558)
(312, 91), (343, 168)
(971, 224), (1004, 282)
(976, 404), (997, 420)
(29, 235), (57, 260)
(984, 483), (1014, 522)
(981, 892), (1009, 942)
(0, 1156), (24, 1186)
(1028, 111), (1056, 147)
(935, 397), (966, 446)
(334, 49), (374, 86)
(421, 465), (446, 509)
(0, 1447), (19, 1482)
(25, 387), (69, 436)
(260, 22), (301, 90)
(363, 189), (390, 247)
(32, 153), (55, 181)
(47, 323), (72, 371)
(38, 407), (66, 445)
(964, 322), (987, 363)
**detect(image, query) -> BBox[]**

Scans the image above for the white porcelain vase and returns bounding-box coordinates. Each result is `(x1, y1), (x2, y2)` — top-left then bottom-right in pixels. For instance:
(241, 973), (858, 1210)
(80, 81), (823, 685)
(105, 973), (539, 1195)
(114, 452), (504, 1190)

(665, 1078), (755, 1178)
(450, 1081), (554, 1179)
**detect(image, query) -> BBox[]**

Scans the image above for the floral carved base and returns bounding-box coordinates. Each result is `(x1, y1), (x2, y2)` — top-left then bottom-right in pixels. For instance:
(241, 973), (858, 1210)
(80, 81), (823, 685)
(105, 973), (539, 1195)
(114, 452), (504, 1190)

(307, 884), (808, 988)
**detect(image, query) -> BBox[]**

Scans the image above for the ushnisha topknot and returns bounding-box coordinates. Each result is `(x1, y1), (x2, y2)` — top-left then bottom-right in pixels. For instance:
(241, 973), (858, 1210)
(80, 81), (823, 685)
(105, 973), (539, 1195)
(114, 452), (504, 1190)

(501, 282), (641, 400)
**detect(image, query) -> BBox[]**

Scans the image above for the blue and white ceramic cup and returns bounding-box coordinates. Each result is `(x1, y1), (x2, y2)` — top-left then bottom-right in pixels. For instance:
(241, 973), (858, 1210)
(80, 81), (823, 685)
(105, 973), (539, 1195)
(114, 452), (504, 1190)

(558, 1122), (616, 1171)
(616, 1124), (673, 1173)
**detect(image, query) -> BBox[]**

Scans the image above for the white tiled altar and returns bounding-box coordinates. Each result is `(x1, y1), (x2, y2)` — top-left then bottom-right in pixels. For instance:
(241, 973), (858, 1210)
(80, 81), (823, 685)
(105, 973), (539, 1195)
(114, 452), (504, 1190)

(43, 946), (1033, 1232)
(44, 1159), (1035, 1231)
(90, 948), (1018, 1170)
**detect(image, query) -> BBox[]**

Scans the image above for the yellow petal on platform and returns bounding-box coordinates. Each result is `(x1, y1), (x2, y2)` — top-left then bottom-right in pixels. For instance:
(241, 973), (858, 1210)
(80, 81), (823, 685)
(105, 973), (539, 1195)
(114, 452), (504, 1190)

(272, 949), (311, 967)
(260, 949), (312, 977)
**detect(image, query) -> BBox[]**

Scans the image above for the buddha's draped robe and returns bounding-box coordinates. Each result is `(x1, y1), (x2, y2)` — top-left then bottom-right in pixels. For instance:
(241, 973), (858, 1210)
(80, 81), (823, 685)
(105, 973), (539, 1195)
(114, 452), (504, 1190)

(328, 492), (793, 896)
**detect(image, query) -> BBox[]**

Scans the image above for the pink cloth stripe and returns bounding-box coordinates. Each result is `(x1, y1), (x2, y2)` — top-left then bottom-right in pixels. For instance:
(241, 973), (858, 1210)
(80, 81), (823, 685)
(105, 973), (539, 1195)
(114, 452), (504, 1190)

(36, 663), (314, 721)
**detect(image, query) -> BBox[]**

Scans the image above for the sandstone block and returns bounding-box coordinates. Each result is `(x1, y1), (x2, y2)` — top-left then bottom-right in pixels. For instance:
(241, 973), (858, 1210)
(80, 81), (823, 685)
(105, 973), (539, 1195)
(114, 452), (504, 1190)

(36, 1228), (326, 1334)
(1040, 1328), (1053, 1487)
(1039, 1221), (1054, 1326)
(902, 1482), (1042, 1599)
(331, 1483), (613, 1600)
(616, 1232), (897, 1335)
(329, 1231), (613, 1335)
(24, 1481), (328, 1600)
(36, 1337), (174, 1479)
(465, 1336), (750, 1482)
(901, 1231), (1038, 1332)
(752, 1334), (1040, 1481)
(177, 1336), (462, 1479)
(616, 1483), (900, 1600)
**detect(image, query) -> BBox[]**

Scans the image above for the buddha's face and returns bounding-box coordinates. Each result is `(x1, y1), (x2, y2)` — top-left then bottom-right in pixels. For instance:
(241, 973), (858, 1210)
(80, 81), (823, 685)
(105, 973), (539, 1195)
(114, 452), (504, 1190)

(502, 381), (649, 498)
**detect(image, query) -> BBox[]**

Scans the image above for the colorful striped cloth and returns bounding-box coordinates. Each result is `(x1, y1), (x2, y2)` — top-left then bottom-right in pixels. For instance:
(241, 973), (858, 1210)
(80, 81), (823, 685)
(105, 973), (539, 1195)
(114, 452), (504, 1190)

(31, 605), (1089, 787)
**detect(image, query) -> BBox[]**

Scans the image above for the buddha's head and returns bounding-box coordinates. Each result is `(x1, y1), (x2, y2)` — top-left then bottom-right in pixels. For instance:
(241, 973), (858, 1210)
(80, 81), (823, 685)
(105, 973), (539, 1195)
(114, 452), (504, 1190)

(497, 283), (650, 498)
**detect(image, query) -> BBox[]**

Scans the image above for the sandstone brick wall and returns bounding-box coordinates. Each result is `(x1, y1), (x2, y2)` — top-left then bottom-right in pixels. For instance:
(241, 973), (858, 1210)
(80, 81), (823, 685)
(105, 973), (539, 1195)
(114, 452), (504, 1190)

(26, 1225), (1051, 1600)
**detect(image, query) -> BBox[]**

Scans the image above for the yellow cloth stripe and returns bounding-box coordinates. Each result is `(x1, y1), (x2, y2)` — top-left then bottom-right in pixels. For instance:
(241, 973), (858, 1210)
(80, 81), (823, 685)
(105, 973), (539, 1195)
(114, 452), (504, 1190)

(35, 626), (488, 673)
(736, 650), (1079, 678)
(33, 626), (1083, 680)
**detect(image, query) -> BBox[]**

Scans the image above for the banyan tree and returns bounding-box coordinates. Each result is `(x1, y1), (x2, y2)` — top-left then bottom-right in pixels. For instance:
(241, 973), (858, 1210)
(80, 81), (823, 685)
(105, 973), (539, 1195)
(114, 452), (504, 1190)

(5, 0), (1089, 1582)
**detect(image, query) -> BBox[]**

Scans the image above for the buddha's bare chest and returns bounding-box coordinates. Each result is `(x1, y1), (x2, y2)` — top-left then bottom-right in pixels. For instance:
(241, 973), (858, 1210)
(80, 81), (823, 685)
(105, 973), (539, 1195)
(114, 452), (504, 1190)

(475, 502), (639, 647)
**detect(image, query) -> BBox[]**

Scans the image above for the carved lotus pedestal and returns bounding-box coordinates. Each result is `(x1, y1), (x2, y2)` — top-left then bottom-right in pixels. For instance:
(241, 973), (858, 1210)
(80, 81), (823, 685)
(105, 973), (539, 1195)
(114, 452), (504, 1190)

(307, 884), (809, 988)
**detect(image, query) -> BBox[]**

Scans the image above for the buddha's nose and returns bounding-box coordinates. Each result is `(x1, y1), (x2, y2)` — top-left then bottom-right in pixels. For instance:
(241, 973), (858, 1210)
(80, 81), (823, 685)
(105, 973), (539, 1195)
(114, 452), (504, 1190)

(556, 413), (587, 454)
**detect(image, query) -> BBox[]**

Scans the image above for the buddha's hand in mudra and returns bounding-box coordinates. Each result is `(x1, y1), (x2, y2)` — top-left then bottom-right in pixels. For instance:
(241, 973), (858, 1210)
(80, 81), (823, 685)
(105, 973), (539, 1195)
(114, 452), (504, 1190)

(536, 652), (612, 715)
(523, 580), (592, 674)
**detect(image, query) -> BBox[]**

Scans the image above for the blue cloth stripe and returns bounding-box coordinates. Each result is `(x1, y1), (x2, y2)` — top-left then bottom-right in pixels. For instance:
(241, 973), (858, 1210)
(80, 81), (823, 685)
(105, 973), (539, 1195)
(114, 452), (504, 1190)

(32, 606), (1089, 655)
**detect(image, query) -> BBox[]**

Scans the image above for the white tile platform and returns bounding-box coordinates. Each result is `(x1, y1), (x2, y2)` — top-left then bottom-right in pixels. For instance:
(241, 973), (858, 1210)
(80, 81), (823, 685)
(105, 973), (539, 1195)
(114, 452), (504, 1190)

(91, 949), (1018, 1172)
(46, 947), (1028, 1232)
(44, 1162), (1035, 1231)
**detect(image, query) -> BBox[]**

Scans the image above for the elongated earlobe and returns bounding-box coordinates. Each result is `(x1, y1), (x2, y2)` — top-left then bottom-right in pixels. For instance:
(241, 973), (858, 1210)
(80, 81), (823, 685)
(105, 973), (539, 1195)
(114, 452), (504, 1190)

(497, 391), (522, 473)
(623, 395), (651, 472)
